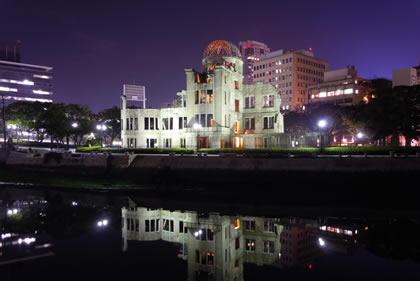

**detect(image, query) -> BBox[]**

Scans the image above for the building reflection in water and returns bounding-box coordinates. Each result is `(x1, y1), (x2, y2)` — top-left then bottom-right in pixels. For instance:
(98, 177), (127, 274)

(121, 200), (337, 280)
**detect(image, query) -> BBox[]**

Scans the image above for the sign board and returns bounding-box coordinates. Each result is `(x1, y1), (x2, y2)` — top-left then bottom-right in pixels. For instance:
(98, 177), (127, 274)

(123, 84), (146, 108)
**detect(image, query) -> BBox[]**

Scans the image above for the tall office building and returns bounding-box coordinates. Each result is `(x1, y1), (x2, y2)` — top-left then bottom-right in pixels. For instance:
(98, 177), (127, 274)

(238, 40), (270, 84)
(0, 40), (21, 63)
(392, 57), (420, 87)
(0, 60), (53, 103)
(253, 49), (329, 112)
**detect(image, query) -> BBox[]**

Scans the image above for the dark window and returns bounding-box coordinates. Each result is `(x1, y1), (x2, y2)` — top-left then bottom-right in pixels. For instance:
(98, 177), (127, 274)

(207, 114), (213, 127)
(235, 237), (240, 249)
(170, 220), (174, 232)
(145, 220), (150, 232)
(144, 118), (149, 130)
(179, 117), (183, 129)
(150, 117), (154, 130)
(151, 220), (155, 232)
(169, 117), (173, 130)
(179, 221), (184, 233)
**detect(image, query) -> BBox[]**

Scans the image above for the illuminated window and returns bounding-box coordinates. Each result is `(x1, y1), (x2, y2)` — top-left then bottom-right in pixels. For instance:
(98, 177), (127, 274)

(234, 121), (240, 134)
(235, 99), (239, 112)
(207, 114), (213, 127)
(221, 139), (225, 148)
(206, 90), (213, 103)
(344, 88), (353, 94)
(207, 252), (214, 265)
(234, 219), (240, 229)
(234, 80), (239, 89)
(246, 239), (256, 251)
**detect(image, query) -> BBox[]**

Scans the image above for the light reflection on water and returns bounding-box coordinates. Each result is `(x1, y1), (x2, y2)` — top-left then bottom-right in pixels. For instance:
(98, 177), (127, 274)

(0, 187), (420, 280)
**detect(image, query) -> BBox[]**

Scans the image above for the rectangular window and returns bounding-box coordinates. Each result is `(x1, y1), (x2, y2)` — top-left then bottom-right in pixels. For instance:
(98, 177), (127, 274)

(200, 90), (206, 104)
(183, 117), (187, 128)
(264, 221), (275, 232)
(207, 252), (214, 265)
(207, 114), (213, 127)
(155, 118), (159, 130)
(163, 118), (168, 130)
(234, 219), (240, 229)
(245, 96), (255, 109)
(135, 219), (139, 232)
(151, 219), (155, 232)
(224, 91), (227, 105)
(134, 118), (138, 130)
(263, 116), (275, 129)
(244, 220), (256, 231)
(145, 220), (150, 232)
(263, 95), (274, 107)
(130, 118), (133, 130)
(156, 219), (160, 231)
(179, 117), (183, 129)
(170, 220), (174, 232)
(195, 250), (200, 263)
(235, 99), (239, 112)
(179, 221), (184, 233)
(126, 118), (129, 130)
(144, 117), (149, 130)
(150, 117), (154, 130)
(195, 91), (199, 104)
(264, 241), (275, 253)
(235, 237), (240, 249)
(207, 229), (214, 241)
(246, 239), (256, 251)
(206, 90), (213, 104)
(200, 114), (206, 128)
(170, 117), (173, 130)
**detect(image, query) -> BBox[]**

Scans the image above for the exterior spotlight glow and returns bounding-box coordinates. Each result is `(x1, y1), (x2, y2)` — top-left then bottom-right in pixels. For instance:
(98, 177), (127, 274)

(97, 221), (103, 227)
(193, 123), (202, 130)
(194, 231), (199, 237)
(198, 229), (202, 235)
(96, 124), (102, 130)
(319, 237), (326, 247)
(72, 122), (78, 128)
(7, 209), (13, 215)
(318, 120), (326, 128)
(357, 132), (363, 138)
(102, 220), (108, 226)
(72, 201), (78, 206)
(101, 125), (107, 131)
(7, 125), (11, 129)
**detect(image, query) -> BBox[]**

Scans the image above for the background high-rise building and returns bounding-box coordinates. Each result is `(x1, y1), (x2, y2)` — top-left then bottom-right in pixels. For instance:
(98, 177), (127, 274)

(252, 49), (328, 112)
(0, 60), (53, 103)
(238, 40), (270, 85)
(306, 66), (372, 107)
(392, 57), (420, 87)
(0, 40), (21, 63)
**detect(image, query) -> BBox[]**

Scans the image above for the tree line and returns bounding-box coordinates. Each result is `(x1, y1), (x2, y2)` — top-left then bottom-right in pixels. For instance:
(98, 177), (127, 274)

(284, 85), (420, 146)
(4, 102), (121, 146)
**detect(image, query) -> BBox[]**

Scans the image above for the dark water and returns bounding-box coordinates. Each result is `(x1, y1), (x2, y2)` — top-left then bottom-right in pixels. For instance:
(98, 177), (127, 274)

(0, 187), (419, 281)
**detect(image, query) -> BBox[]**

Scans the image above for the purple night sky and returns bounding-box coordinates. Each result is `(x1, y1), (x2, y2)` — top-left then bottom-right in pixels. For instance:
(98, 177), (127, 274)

(2, 0), (419, 112)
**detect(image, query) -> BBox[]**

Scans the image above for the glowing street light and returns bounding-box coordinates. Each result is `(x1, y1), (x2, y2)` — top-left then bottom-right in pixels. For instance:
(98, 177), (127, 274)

(318, 120), (326, 128)
(357, 132), (364, 139)
(317, 120), (327, 151)
(318, 237), (326, 247)
(72, 122), (78, 128)
(97, 219), (109, 227)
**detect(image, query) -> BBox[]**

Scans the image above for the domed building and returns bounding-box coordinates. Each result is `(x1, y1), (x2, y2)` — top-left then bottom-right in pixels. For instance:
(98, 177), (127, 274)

(121, 40), (284, 149)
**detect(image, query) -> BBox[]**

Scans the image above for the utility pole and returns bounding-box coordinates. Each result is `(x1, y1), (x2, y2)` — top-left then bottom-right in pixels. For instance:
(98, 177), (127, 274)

(2, 96), (6, 147)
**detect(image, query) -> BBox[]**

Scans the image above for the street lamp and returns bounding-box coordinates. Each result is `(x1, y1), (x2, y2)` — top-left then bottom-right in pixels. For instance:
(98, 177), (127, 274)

(357, 132), (363, 139)
(96, 124), (107, 146)
(318, 120), (327, 151)
(72, 122), (78, 128)
(193, 123), (202, 152)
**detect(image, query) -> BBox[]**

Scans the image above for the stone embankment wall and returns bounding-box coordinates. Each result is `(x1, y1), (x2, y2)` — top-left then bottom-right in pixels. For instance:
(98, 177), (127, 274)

(129, 155), (420, 172)
(1, 149), (420, 172)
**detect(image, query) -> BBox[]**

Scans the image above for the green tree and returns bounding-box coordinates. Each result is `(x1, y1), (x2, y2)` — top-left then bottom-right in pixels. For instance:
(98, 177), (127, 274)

(65, 104), (95, 146)
(96, 106), (121, 146)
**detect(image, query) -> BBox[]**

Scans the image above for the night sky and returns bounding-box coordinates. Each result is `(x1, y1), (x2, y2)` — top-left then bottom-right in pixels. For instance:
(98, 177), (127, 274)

(2, 0), (419, 112)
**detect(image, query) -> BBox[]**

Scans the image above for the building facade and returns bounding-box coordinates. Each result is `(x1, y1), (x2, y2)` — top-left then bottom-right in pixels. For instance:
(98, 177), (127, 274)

(121, 40), (284, 149)
(252, 49), (328, 112)
(238, 40), (270, 85)
(392, 62), (420, 87)
(306, 66), (372, 107)
(0, 60), (53, 103)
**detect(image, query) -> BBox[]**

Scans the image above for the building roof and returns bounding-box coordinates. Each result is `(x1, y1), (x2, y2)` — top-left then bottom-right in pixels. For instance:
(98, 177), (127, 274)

(203, 40), (241, 60)
(0, 60), (52, 71)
